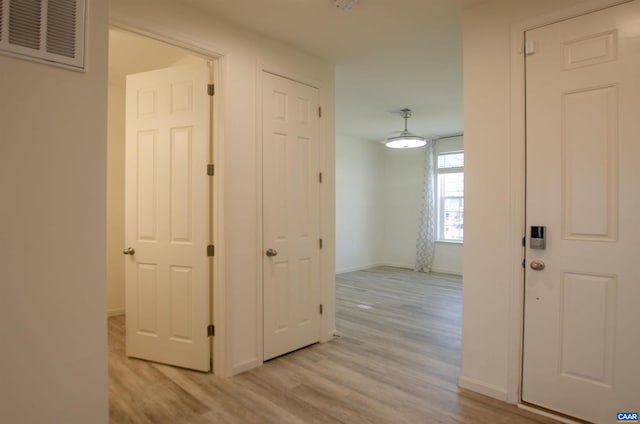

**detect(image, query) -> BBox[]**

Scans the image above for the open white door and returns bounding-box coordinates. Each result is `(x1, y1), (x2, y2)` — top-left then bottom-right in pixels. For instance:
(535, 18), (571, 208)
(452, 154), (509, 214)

(124, 63), (212, 372)
(522, 2), (640, 422)
(262, 72), (322, 361)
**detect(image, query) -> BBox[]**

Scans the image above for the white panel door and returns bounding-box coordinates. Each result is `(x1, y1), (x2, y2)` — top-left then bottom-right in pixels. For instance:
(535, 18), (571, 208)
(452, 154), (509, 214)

(125, 63), (211, 371)
(262, 72), (322, 361)
(523, 2), (640, 422)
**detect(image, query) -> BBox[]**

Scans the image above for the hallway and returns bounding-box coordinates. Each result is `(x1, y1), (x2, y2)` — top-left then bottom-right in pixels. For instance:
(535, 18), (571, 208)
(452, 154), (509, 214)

(108, 267), (557, 423)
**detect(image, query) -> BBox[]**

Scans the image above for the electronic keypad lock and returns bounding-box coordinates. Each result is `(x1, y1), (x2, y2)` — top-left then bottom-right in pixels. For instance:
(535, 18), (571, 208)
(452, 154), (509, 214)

(530, 226), (546, 250)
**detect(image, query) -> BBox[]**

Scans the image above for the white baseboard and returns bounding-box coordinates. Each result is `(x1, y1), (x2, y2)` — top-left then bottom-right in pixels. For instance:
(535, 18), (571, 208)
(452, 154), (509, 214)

(431, 266), (463, 276)
(379, 262), (414, 270)
(336, 263), (463, 276)
(107, 307), (125, 317)
(458, 375), (508, 402)
(336, 263), (384, 274)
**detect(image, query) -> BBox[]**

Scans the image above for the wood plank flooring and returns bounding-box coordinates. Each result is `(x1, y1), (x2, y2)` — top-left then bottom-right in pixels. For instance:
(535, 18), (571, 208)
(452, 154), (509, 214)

(109, 267), (557, 423)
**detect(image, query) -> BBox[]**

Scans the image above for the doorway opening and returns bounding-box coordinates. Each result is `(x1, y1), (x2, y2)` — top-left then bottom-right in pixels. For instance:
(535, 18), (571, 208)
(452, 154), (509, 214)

(106, 27), (218, 372)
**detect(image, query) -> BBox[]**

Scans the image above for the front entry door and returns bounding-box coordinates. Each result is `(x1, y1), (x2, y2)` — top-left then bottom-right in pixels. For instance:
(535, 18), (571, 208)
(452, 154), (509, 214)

(124, 63), (212, 371)
(522, 2), (640, 422)
(262, 71), (322, 361)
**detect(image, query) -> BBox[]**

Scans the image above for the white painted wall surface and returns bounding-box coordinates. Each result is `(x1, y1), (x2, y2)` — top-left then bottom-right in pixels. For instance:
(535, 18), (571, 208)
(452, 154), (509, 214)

(107, 83), (126, 316)
(461, 0), (592, 401)
(382, 147), (425, 268)
(0, 0), (110, 422)
(110, 0), (336, 377)
(335, 135), (385, 273)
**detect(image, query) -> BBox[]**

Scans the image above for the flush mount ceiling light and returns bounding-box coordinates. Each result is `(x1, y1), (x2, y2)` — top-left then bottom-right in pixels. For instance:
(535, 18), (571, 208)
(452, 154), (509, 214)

(384, 108), (427, 149)
(334, 0), (358, 10)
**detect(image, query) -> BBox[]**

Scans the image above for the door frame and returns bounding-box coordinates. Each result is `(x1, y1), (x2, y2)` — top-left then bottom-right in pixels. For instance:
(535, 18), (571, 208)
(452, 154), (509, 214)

(256, 65), (331, 363)
(110, 20), (227, 376)
(506, 0), (636, 408)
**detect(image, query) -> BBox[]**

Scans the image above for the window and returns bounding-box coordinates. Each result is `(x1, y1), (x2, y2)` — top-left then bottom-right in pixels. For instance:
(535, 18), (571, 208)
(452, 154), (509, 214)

(436, 151), (464, 242)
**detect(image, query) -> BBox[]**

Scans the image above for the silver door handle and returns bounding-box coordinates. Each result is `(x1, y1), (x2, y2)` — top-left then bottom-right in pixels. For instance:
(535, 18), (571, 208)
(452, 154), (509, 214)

(123, 247), (135, 255)
(530, 260), (545, 271)
(266, 248), (278, 257)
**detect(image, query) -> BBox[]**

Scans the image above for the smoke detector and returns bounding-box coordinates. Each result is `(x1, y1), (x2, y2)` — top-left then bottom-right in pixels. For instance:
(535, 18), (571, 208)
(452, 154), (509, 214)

(334, 0), (358, 10)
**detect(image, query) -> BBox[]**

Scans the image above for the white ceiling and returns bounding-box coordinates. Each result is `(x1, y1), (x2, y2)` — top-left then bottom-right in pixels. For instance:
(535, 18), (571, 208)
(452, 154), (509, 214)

(176, 0), (471, 142)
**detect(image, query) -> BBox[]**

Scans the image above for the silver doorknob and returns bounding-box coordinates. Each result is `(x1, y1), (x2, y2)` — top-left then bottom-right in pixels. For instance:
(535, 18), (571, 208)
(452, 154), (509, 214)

(530, 260), (545, 271)
(266, 248), (278, 257)
(123, 247), (135, 255)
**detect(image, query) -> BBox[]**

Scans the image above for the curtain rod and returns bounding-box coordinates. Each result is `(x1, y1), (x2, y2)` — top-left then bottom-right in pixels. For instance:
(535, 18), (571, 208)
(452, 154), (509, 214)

(433, 133), (463, 141)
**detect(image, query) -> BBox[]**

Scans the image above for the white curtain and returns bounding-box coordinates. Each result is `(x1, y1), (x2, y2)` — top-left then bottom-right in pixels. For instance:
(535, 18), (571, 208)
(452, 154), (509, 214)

(415, 139), (436, 273)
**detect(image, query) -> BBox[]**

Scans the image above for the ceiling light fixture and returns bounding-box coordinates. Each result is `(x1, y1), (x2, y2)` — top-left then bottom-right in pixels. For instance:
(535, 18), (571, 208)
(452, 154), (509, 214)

(334, 0), (357, 11)
(384, 108), (427, 149)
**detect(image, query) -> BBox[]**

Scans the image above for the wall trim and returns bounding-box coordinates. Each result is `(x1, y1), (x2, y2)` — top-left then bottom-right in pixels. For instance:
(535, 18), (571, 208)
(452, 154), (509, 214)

(458, 376), (508, 402)
(380, 262), (414, 270)
(336, 263), (385, 275)
(506, 0), (635, 405)
(431, 267), (463, 277)
(336, 263), (463, 277)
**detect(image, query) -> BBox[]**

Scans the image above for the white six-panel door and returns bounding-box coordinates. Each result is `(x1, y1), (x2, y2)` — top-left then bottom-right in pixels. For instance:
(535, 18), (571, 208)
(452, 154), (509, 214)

(522, 2), (640, 422)
(124, 63), (211, 371)
(262, 71), (322, 361)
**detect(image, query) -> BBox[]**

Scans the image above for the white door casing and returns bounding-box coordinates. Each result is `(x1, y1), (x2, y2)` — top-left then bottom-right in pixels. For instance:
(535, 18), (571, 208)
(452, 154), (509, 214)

(125, 63), (211, 372)
(262, 71), (322, 361)
(522, 2), (640, 422)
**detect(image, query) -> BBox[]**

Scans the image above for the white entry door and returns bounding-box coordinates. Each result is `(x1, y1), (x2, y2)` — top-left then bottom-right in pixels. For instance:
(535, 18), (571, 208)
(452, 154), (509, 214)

(522, 2), (640, 422)
(124, 63), (211, 372)
(262, 72), (322, 361)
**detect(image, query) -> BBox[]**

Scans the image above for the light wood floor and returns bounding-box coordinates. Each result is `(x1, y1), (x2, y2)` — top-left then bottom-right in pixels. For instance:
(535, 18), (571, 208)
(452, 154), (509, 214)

(109, 266), (557, 423)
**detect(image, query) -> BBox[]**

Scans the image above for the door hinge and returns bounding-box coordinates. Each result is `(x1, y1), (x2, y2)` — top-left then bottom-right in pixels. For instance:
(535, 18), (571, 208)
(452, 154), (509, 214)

(319, 304), (323, 315)
(207, 324), (215, 337)
(522, 259), (526, 269)
(319, 238), (323, 249)
(207, 164), (215, 176)
(207, 84), (215, 96)
(524, 40), (536, 56)
(207, 245), (215, 257)
(319, 172), (323, 183)
(318, 106), (322, 118)
(522, 236), (526, 247)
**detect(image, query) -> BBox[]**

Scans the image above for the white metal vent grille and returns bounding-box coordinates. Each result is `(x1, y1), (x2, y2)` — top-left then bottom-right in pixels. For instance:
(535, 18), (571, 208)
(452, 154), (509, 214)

(46, 0), (75, 58)
(0, 0), (85, 70)
(9, 0), (42, 50)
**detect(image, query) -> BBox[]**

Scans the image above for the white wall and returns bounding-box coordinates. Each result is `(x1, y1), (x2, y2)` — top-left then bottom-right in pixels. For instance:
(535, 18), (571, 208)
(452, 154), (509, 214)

(107, 83), (126, 316)
(335, 137), (463, 275)
(0, 0), (109, 422)
(382, 147), (425, 268)
(460, 0), (595, 401)
(335, 135), (385, 273)
(110, 0), (336, 377)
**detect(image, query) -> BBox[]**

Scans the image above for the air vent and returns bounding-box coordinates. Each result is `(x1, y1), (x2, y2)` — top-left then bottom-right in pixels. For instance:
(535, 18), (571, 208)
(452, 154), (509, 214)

(46, 0), (76, 58)
(9, 0), (41, 50)
(0, 0), (86, 70)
